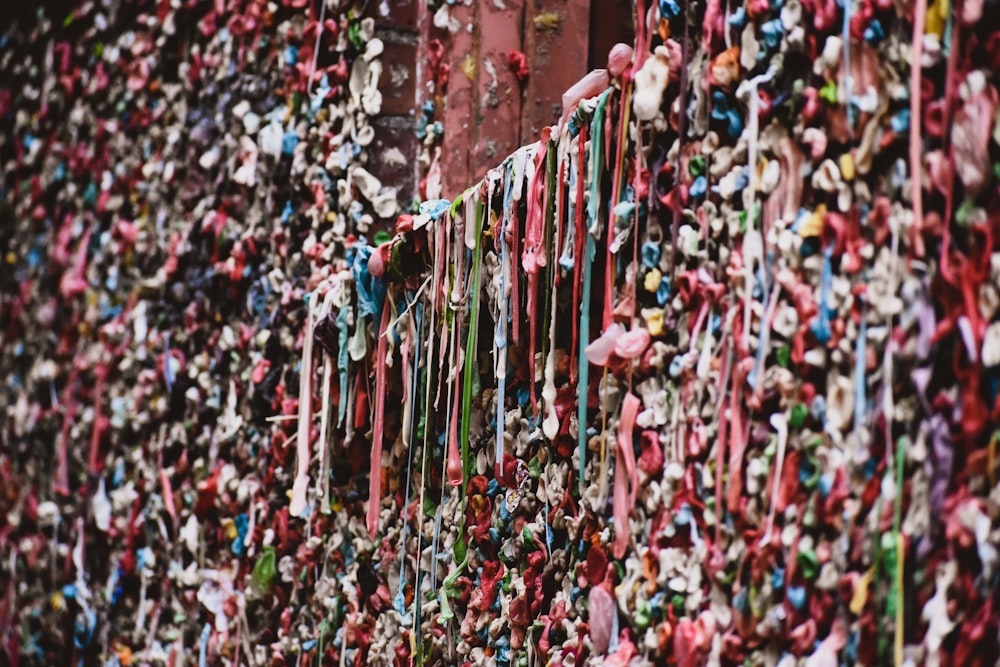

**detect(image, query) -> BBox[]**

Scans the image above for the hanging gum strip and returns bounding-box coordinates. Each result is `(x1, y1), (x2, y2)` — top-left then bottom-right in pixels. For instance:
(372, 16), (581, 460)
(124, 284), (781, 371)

(434, 217), (451, 412)
(938, 12), (960, 285)
(446, 301), (463, 487)
(460, 197), (485, 490)
(53, 368), (79, 496)
(87, 364), (107, 474)
(603, 83), (631, 331)
(316, 351), (333, 506)
(570, 128), (587, 384)
(368, 301), (393, 539)
(712, 311), (734, 541)
(537, 141), (558, 423)
(524, 137), (550, 418)
(579, 96), (609, 494)
(290, 293), (320, 517)
(510, 152), (525, 346)
(670, 33), (690, 287)
(726, 340), (747, 515)
(910, 0), (927, 278)
(542, 152), (563, 440)
(496, 172), (511, 478)
(612, 393), (641, 559)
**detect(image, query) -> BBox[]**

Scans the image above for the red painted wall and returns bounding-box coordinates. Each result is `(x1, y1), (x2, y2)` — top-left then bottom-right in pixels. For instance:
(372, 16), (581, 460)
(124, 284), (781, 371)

(370, 0), (633, 205)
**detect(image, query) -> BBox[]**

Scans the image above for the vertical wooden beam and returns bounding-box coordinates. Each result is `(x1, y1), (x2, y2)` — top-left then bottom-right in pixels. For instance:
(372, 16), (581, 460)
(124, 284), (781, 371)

(520, 0), (591, 143)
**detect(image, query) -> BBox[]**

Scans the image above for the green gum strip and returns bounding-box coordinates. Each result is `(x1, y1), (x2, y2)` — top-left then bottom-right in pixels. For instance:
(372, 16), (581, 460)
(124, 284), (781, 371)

(587, 90), (611, 231)
(454, 198), (484, 564)
(437, 551), (470, 623)
(451, 191), (466, 218)
(892, 436), (905, 643)
(579, 90), (610, 493)
(873, 471), (886, 661)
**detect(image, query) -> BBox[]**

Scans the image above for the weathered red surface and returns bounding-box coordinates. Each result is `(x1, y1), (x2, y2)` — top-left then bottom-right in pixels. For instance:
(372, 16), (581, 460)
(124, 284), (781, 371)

(379, 37), (419, 118)
(442, 2), (477, 197)
(373, 0), (419, 31)
(520, 0), (592, 142)
(373, 0), (617, 201)
(472, 0), (525, 177)
(369, 117), (420, 209)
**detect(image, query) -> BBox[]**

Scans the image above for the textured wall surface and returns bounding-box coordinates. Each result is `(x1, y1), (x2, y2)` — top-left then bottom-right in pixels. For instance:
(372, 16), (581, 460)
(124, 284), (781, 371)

(2, 0), (1000, 666)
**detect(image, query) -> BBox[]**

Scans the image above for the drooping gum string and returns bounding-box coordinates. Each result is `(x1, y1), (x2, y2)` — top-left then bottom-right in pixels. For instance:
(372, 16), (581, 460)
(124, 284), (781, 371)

(742, 84), (761, 352)
(588, 91), (611, 236)
(460, 196), (485, 490)
(539, 140), (557, 310)
(401, 330), (412, 448)
(524, 138), (549, 419)
(759, 412), (788, 546)
(87, 363), (107, 473)
(434, 216), (451, 410)
(395, 301), (421, 620)
(366, 298), (393, 539)
(336, 305), (349, 428)
(887, 22), (911, 642)
(452, 196), (486, 564)
(450, 196), (467, 309)
(883, 193), (901, 475)
(628, 108), (645, 394)
(713, 313), (734, 544)
(842, 0), (854, 132)
(893, 428), (906, 667)
(432, 316), (462, 588)
(635, 0), (648, 69)
(726, 347), (746, 514)
(316, 289), (337, 508)
(598, 366), (610, 508)
(307, 0), (327, 94)
(910, 0), (927, 277)
(939, 9), (959, 284)
(446, 286), (464, 486)
(603, 83), (632, 330)
(541, 142), (561, 439)
(496, 166), (512, 477)
(612, 393), (641, 559)
(344, 359), (356, 443)
(554, 139), (568, 291)
(750, 281), (782, 401)
(510, 150), (528, 345)
(316, 350), (333, 508)
(290, 292), (320, 517)
(380, 276), (431, 338)
(854, 297), (868, 460)
(570, 129), (588, 385)
(414, 224), (441, 648)
(579, 92), (610, 494)
(54, 368), (78, 496)
(443, 205), (464, 491)
(670, 31), (689, 287)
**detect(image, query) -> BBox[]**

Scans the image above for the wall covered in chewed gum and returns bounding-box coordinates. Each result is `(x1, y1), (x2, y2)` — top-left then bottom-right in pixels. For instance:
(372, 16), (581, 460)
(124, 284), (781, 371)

(1, 0), (1000, 666)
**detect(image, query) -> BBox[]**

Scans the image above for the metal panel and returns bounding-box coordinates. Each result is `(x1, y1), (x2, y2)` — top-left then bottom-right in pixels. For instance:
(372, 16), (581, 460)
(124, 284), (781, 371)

(472, 0), (526, 176)
(520, 0), (592, 142)
(441, 2), (478, 196)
